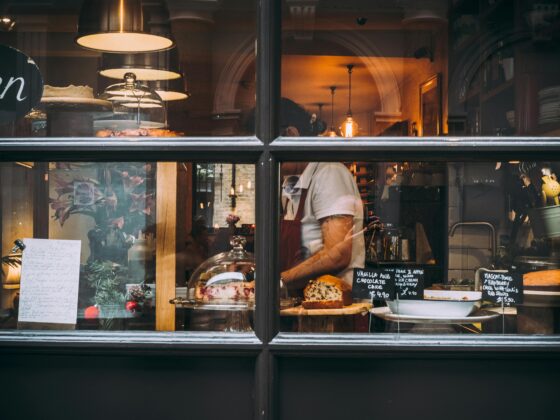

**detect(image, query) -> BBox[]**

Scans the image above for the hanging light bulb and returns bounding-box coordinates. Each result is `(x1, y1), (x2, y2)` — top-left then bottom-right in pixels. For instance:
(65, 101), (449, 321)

(247, 180), (252, 190)
(339, 64), (359, 138)
(326, 86), (338, 137)
(76, 0), (174, 53)
(238, 184), (244, 194)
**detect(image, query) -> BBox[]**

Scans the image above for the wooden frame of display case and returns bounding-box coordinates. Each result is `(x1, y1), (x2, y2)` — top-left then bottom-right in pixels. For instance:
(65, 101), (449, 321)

(1, 1), (560, 419)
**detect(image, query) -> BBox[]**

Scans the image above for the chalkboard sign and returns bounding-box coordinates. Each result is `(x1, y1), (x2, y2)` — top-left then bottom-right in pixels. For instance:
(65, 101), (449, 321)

(481, 271), (523, 306)
(353, 268), (395, 300)
(0, 45), (44, 124)
(393, 268), (424, 299)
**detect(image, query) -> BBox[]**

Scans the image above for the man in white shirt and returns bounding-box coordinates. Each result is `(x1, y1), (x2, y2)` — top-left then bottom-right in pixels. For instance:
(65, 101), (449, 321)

(280, 162), (365, 289)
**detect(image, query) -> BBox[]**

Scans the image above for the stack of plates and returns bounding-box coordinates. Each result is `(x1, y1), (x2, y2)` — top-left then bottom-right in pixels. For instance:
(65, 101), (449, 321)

(538, 86), (560, 125)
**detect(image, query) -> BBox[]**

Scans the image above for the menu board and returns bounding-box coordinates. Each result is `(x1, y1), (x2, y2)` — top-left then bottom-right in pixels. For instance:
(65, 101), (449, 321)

(353, 267), (424, 300)
(18, 238), (81, 327)
(353, 268), (395, 300)
(481, 271), (523, 306)
(393, 268), (424, 299)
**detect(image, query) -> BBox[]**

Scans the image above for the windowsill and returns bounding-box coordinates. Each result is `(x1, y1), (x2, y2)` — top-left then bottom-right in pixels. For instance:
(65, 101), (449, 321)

(270, 332), (560, 354)
(0, 330), (262, 352)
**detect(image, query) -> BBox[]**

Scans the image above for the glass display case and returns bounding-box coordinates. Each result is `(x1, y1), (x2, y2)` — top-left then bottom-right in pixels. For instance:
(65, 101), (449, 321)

(172, 236), (255, 332)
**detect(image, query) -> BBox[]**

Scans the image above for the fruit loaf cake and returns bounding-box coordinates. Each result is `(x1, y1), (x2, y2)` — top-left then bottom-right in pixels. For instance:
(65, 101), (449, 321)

(523, 269), (560, 287)
(302, 275), (352, 309)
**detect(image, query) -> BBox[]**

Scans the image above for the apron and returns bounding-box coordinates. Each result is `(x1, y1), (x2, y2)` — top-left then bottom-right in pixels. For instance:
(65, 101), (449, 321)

(280, 188), (308, 272)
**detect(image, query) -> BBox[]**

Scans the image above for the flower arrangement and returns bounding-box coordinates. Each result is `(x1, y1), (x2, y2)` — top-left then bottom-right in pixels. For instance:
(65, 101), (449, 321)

(226, 213), (240, 225)
(49, 163), (156, 264)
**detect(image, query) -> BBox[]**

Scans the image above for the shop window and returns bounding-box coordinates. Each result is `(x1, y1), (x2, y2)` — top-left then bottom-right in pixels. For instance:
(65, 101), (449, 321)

(0, 162), (256, 332)
(281, 0), (560, 137)
(279, 160), (560, 335)
(0, 0), (256, 137)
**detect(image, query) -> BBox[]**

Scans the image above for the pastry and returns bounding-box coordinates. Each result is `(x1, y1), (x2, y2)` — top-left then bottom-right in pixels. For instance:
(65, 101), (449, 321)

(302, 275), (352, 309)
(43, 85), (94, 99)
(195, 280), (255, 302)
(523, 269), (560, 287)
(95, 128), (181, 137)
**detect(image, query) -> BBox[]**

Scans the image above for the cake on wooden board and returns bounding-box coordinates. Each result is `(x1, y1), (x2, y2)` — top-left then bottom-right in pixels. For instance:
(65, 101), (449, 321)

(302, 275), (352, 309)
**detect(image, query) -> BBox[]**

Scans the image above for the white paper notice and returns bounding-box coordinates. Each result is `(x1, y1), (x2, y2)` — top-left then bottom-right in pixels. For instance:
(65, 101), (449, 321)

(18, 238), (81, 325)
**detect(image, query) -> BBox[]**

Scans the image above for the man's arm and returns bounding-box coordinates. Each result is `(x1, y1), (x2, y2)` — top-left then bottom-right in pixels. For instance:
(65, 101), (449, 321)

(281, 215), (353, 289)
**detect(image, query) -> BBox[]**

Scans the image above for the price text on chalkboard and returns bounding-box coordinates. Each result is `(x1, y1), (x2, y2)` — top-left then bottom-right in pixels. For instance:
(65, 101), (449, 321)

(481, 271), (523, 306)
(352, 268), (395, 300)
(393, 268), (424, 299)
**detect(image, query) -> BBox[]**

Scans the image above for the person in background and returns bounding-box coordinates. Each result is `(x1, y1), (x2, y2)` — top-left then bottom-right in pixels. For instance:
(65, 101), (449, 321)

(279, 162), (365, 291)
(184, 216), (210, 283)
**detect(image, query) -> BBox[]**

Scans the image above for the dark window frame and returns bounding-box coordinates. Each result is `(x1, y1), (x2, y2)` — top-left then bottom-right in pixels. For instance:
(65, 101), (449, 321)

(1, 3), (560, 418)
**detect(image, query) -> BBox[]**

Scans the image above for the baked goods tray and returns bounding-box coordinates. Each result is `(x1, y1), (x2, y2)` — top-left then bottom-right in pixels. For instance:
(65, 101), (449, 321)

(169, 297), (254, 311)
(281, 302), (372, 316)
(371, 306), (500, 324)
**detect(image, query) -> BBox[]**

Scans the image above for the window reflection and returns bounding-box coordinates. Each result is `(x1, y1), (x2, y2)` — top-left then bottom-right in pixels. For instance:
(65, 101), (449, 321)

(282, 0), (560, 137)
(280, 160), (560, 335)
(0, 0), (256, 137)
(0, 162), (256, 332)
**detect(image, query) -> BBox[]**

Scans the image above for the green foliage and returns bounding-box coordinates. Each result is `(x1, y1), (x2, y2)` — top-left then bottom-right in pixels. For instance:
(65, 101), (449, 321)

(83, 261), (128, 306)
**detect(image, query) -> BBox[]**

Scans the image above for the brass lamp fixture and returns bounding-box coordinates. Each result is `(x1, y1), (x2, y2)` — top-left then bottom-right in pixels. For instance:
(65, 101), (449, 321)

(326, 86), (338, 137)
(99, 47), (182, 81)
(340, 64), (359, 138)
(76, 0), (173, 53)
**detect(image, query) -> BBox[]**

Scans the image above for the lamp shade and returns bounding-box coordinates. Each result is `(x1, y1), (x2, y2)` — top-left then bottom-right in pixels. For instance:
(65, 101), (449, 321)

(150, 78), (190, 101)
(100, 48), (181, 81)
(76, 0), (173, 53)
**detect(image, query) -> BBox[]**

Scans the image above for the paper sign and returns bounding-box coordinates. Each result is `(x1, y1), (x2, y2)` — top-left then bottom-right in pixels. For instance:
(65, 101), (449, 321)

(18, 238), (81, 325)
(481, 271), (523, 306)
(353, 268), (395, 300)
(393, 268), (424, 299)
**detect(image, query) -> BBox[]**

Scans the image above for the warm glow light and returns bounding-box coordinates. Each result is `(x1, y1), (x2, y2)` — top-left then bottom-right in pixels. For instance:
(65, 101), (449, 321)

(119, 0), (124, 32)
(155, 90), (189, 101)
(108, 96), (160, 103)
(238, 184), (244, 193)
(327, 129), (338, 137)
(76, 33), (173, 53)
(230, 186), (235, 196)
(246, 180), (252, 189)
(340, 116), (358, 138)
(121, 102), (163, 109)
(100, 68), (181, 81)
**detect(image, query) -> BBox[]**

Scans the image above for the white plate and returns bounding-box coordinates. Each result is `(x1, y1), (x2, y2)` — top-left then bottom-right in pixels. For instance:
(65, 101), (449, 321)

(371, 306), (499, 324)
(386, 299), (478, 318)
(424, 289), (482, 301)
(41, 97), (112, 107)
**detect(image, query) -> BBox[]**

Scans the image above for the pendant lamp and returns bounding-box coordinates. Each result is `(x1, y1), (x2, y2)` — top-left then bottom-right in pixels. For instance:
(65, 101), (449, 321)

(99, 47), (182, 81)
(340, 64), (359, 138)
(150, 78), (190, 101)
(326, 86), (338, 137)
(76, 0), (173, 53)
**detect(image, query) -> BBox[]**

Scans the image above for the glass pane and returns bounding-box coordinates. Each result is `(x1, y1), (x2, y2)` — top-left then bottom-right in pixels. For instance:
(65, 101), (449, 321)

(0, 161), (256, 332)
(281, 0), (560, 137)
(279, 160), (560, 335)
(0, 0), (255, 137)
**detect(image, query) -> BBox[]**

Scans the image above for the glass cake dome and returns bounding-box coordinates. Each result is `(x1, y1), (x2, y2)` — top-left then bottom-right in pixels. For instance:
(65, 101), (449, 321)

(184, 236), (255, 311)
(97, 72), (166, 131)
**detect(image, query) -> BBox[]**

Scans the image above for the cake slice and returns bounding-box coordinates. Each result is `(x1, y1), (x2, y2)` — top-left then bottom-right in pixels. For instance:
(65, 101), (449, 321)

(302, 275), (352, 309)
